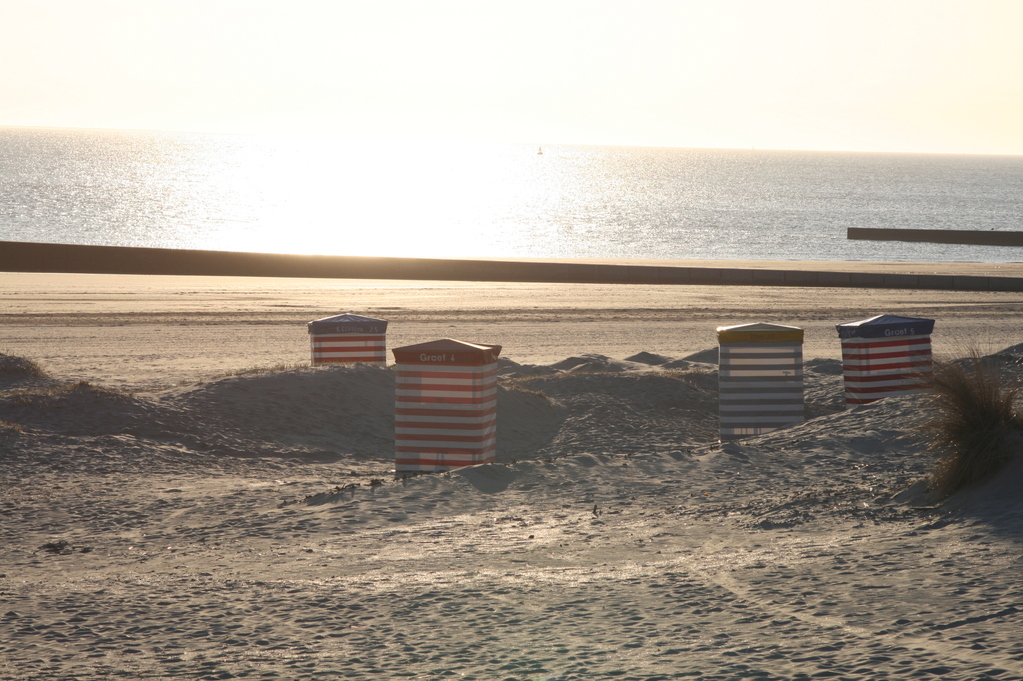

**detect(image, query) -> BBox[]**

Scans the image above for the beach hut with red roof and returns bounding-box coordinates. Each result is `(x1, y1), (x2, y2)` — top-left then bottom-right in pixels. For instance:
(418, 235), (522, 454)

(836, 314), (935, 406)
(307, 313), (388, 366)
(392, 338), (501, 473)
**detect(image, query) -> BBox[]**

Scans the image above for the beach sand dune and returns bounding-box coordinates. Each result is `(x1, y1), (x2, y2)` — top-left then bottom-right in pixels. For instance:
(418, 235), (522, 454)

(3, 348), (1023, 680)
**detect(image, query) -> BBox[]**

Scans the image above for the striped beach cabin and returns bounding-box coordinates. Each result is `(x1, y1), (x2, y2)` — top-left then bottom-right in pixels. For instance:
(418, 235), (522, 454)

(392, 339), (501, 474)
(717, 322), (805, 441)
(836, 314), (935, 406)
(307, 313), (388, 366)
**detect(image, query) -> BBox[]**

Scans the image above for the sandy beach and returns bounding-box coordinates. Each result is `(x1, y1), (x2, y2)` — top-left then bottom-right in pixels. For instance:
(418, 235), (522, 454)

(3, 263), (1023, 680)
(4, 263), (1023, 390)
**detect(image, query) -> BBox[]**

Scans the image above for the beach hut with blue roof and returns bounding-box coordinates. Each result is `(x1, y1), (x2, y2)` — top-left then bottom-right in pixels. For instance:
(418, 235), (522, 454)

(307, 313), (388, 366)
(836, 314), (935, 406)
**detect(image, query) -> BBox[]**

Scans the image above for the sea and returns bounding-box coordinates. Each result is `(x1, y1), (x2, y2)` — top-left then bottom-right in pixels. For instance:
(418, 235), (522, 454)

(1, 126), (1022, 264)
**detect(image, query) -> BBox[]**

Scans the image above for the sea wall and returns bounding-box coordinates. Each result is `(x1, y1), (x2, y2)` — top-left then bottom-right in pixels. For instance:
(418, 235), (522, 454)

(3, 239), (1023, 292)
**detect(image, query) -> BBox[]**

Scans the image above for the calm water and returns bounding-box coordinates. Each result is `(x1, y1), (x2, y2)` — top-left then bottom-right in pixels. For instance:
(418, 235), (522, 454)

(1, 127), (1022, 263)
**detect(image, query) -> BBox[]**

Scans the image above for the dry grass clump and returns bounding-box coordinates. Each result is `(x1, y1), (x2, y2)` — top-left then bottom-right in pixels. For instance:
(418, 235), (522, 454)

(6, 380), (130, 407)
(660, 367), (718, 388)
(0, 353), (47, 379)
(494, 378), (550, 398)
(922, 349), (1023, 498)
(203, 362), (311, 382)
(0, 419), (24, 435)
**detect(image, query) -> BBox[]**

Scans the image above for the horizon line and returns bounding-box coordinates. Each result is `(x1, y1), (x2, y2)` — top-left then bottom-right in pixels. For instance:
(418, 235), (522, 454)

(1, 123), (1019, 159)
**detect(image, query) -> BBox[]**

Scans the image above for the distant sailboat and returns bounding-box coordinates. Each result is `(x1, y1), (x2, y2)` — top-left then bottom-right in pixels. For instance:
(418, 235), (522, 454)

(537, 146), (543, 155)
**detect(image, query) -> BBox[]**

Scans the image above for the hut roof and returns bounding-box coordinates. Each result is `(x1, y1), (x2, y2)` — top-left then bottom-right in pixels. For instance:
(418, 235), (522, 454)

(308, 313), (388, 335)
(836, 315), (934, 339)
(392, 338), (502, 365)
(717, 322), (804, 343)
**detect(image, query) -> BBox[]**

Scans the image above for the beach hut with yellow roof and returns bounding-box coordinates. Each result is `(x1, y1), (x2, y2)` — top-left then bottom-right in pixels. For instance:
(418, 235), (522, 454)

(717, 322), (805, 441)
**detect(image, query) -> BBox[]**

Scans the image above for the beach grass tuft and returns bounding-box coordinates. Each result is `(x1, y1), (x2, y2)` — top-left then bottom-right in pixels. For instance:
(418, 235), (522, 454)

(0, 353), (47, 379)
(0, 419), (24, 435)
(922, 349), (1023, 498)
(494, 379), (551, 399)
(6, 380), (131, 406)
(204, 362), (311, 381)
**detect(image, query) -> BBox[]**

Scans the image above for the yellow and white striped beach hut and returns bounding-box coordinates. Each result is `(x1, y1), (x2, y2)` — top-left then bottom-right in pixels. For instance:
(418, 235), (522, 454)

(392, 338), (501, 473)
(717, 322), (804, 441)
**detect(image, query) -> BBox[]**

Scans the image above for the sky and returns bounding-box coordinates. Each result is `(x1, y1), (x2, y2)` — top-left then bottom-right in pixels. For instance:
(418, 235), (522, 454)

(2, 0), (1021, 155)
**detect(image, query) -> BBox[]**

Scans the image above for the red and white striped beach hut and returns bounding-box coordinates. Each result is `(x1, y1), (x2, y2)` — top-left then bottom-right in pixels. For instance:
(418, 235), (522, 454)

(717, 322), (805, 441)
(392, 339), (502, 474)
(836, 314), (935, 406)
(307, 313), (388, 366)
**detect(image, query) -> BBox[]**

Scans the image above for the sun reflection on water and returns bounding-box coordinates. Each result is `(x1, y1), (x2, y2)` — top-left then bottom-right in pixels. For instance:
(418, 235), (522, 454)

(186, 137), (572, 259)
